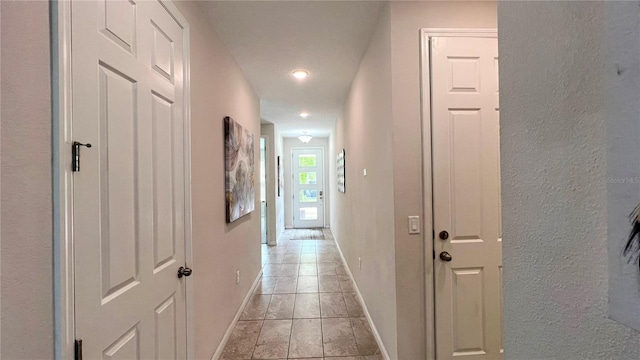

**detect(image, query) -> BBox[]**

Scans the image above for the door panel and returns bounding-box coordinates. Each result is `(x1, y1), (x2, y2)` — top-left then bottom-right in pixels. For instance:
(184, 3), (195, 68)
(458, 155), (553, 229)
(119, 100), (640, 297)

(155, 296), (178, 359)
(103, 327), (139, 360)
(292, 148), (324, 228)
(72, 1), (187, 358)
(152, 93), (177, 271)
(452, 268), (485, 355)
(432, 36), (502, 360)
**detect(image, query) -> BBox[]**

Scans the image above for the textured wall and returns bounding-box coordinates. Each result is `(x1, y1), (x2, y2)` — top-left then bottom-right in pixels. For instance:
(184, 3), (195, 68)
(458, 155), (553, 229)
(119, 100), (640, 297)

(0, 1), (54, 358)
(605, 1), (640, 332)
(173, 2), (262, 358)
(499, 1), (640, 358)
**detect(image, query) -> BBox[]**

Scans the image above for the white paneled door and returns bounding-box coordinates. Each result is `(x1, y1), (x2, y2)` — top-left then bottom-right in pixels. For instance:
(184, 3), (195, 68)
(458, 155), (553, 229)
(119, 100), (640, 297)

(431, 35), (503, 360)
(292, 148), (324, 228)
(71, 0), (188, 358)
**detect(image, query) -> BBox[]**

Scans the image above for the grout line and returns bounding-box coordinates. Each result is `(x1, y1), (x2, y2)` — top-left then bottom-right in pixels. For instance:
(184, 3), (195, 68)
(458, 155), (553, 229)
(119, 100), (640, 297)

(250, 292), (273, 359)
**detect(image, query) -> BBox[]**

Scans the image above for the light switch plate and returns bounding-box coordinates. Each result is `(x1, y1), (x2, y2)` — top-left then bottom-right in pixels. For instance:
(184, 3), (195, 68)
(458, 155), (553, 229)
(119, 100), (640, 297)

(408, 216), (420, 234)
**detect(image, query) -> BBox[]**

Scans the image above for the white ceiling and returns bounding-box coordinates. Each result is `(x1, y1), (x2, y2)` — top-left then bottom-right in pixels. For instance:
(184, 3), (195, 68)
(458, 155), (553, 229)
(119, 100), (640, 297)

(200, 1), (386, 138)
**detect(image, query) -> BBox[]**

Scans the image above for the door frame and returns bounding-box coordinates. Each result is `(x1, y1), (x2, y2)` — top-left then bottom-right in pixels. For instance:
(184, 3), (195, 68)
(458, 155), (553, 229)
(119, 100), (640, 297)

(420, 28), (497, 360)
(260, 135), (269, 244)
(52, 1), (193, 358)
(290, 146), (326, 228)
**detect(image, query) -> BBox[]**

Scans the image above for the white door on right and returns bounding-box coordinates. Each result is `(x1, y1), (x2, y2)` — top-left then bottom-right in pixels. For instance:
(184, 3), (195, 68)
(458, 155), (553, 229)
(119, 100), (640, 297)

(431, 35), (502, 360)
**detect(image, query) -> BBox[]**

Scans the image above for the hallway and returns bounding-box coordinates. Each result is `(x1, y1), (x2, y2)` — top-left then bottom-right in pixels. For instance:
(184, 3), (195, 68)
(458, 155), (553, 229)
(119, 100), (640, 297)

(220, 229), (382, 359)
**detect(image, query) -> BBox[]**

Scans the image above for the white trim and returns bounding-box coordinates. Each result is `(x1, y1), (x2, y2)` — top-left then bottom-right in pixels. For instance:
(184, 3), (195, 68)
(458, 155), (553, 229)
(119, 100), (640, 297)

(260, 134), (274, 245)
(54, 1), (193, 359)
(420, 28), (497, 360)
(52, 1), (75, 358)
(333, 233), (391, 360)
(211, 269), (264, 360)
(420, 28), (498, 38)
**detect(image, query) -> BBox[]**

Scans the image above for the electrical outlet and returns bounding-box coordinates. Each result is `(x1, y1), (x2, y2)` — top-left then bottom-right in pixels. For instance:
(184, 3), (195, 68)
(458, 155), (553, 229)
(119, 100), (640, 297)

(236, 270), (240, 284)
(358, 257), (362, 269)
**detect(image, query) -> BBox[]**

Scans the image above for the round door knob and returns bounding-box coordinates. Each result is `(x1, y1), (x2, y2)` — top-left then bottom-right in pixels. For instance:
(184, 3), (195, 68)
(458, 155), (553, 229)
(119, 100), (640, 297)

(439, 231), (449, 240)
(178, 266), (193, 278)
(439, 251), (452, 262)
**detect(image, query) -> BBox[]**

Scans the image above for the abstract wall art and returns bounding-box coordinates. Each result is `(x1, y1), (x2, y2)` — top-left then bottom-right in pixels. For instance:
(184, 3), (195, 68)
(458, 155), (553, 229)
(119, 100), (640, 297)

(224, 116), (255, 223)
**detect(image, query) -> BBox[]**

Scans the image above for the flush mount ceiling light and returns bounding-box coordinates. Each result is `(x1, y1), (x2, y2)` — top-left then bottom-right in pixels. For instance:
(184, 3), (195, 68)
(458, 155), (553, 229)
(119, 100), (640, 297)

(299, 112), (309, 118)
(298, 131), (313, 144)
(291, 69), (309, 80)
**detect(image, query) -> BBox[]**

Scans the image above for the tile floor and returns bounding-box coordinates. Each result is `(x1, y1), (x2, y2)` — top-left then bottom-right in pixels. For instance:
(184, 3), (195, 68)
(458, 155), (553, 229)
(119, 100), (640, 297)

(220, 229), (382, 360)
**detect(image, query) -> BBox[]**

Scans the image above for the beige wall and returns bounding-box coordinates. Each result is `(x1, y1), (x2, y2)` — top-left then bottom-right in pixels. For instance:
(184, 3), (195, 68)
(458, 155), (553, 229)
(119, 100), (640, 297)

(174, 2), (262, 358)
(330, 3), (397, 358)
(332, 2), (497, 358)
(500, 1), (640, 357)
(0, 1), (54, 358)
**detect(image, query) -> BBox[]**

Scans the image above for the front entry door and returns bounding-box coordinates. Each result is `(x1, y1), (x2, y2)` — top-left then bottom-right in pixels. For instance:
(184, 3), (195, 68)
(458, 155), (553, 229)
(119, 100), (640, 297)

(292, 148), (324, 228)
(72, 1), (188, 358)
(431, 35), (503, 359)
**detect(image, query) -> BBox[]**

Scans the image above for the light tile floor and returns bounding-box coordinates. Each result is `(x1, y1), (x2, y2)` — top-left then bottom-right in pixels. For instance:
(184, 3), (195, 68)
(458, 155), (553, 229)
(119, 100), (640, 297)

(221, 229), (382, 360)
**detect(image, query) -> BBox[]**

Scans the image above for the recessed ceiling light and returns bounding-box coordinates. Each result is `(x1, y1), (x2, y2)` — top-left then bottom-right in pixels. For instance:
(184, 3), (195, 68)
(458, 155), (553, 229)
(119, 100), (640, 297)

(292, 70), (309, 80)
(300, 112), (309, 118)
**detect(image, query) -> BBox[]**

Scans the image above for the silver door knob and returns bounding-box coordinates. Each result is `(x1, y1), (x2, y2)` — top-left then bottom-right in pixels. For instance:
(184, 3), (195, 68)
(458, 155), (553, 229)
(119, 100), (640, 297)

(439, 251), (452, 262)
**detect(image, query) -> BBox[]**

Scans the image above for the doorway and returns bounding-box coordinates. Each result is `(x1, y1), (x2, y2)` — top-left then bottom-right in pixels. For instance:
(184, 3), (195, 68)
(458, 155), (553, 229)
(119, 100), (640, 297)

(422, 29), (502, 360)
(292, 148), (325, 228)
(260, 137), (268, 244)
(57, 1), (193, 358)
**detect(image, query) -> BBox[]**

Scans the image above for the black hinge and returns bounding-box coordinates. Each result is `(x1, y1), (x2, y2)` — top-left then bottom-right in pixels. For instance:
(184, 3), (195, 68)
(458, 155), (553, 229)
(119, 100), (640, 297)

(432, 250), (436, 260)
(75, 339), (83, 360)
(72, 141), (92, 172)
(432, 230), (435, 239)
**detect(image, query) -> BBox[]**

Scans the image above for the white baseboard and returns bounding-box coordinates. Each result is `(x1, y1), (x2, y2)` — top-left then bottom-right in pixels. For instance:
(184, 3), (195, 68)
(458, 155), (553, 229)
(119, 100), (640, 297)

(211, 268), (264, 360)
(332, 232), (391, 360)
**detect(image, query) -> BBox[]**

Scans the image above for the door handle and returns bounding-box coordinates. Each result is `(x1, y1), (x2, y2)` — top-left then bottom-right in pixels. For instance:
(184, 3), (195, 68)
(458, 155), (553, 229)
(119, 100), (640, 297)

(439, 251), (452, 262)
(177, 266), (193, 278)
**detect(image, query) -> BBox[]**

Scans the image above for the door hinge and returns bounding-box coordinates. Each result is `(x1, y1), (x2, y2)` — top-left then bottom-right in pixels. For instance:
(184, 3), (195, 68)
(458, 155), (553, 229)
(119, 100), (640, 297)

(432, 250), (436, 260)
(432, 230), (435, 239)
(72, 141), (92, 172)
(75, 339), (83, 360)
